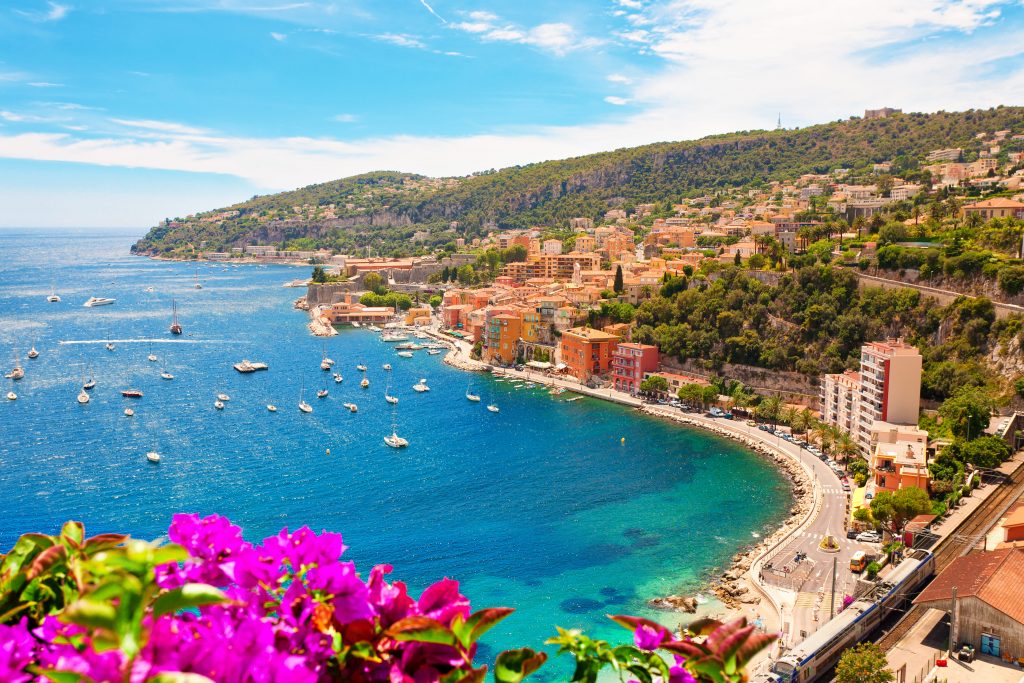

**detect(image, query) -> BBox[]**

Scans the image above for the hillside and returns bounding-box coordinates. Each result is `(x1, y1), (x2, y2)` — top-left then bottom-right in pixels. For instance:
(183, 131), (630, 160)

(132, 107), (1024, 256)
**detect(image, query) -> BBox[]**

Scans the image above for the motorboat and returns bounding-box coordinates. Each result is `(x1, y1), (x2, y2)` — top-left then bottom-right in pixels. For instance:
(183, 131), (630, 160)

(214, 400), (225, 410)
(427, 349), (442, 355)
(333, 373), (343, 383)
(217, 393), (230, 401)
(385, 394), (399, 405)
(148, 354), (158, 362)
(83, 377), (95, 390)
(170, 299), (183, 335)
(317, 389), (329, 398)
(413, 379), (429, 392)
(397, 351), (413, 358)
(124, 408), (134, 417)
(267, 404), (277, 412)
(343, 402), (358, 413)
(299, 400), (313, 413)
(47, 285), (60, 303)
(320, 359), (332, 371)
(466, 391), (481, 402)
(352, 321), (361, 328)
(356, 364), (367, 372)
(384, 431), (409, 448)
(6, 391), (16, 401)
(565, 396), (583, 402)
(160, 371), (174, 380)
(382, 363), (392, 371)
(83, 297), (115, 307)
(5, 366), (24, 381)
(146, 451), (161, 463)
(367, 325), (381, 332)
(105, 342), (115, 352)
(27, 347), (39, 359)
(381, 333), (409, 343)
(122, 389), (143, 398)
(360, 378), (370, 388)
(396, 343), (414, 350)
(77, 389), (90, 404)
(234, 360), (268, 373)
(487, 404), (500, 413)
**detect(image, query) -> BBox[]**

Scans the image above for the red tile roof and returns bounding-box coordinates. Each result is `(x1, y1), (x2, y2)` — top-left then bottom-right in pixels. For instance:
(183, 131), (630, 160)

(914, 549), (1024, 624)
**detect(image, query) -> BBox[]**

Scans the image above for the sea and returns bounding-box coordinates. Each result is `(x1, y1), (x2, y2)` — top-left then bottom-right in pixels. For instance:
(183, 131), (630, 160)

(0, 228), (792, 676)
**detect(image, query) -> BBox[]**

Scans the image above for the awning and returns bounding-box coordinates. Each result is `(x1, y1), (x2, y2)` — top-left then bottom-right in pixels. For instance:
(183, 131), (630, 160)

(526, 361), (552, 369)
(554, 363), (567, 370)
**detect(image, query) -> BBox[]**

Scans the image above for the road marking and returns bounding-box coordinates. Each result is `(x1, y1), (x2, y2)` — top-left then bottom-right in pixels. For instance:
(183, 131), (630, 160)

(794, 592), (817, 608)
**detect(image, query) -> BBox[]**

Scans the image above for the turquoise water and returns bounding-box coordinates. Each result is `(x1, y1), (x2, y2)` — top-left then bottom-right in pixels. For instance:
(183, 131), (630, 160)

(0, 229), (791, 675)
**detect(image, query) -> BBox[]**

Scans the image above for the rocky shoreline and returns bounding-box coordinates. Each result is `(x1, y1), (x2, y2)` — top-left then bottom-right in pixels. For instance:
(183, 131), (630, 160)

(638, 406), (815, 613)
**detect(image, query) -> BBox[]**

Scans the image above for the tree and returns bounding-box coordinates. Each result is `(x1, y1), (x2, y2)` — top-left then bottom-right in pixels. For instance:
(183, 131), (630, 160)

(613, 265), (624, 294)
(836, 434), (860, 466)
(363, 271), (385, 295)
(677, 383), (707, 408)
(639, 375), (668, 395)
(957, 436), (1011, 469)
(755, 396), (782, 424)
(428, 294), (442, 309)
(311, 265), (327, 283)
(869, 487), (932, 537)
(938, 387), (995, 441)
(456, 264), (476, 285)
(835, 643), (894, 683)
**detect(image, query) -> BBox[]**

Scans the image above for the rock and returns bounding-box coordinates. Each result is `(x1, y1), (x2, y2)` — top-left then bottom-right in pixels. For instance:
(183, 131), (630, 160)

(648, 594), (698, 613)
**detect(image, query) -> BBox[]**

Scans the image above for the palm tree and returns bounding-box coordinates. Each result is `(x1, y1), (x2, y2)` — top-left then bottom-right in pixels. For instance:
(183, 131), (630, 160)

(781, 406), (798, 432)
(836, 433), (860, 468)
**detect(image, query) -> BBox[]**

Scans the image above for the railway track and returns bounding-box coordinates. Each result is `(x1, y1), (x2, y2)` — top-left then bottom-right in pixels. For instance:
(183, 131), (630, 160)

(875, 458), (1024, 651)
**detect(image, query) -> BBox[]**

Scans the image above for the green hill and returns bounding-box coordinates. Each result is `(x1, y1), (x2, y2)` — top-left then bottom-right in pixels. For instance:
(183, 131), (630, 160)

(132, 107), (1024, 257)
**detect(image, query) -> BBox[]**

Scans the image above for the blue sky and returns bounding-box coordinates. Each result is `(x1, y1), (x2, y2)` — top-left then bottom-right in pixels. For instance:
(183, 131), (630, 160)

(1, 0), (1024, 227)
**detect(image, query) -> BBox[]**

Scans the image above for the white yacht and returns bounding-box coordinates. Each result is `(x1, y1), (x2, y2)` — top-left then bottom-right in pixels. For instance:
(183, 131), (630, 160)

(161, 371), (174, 380)
(384, 431), (409, 448)
(124, 408), (134, 417)
(333, 372), (343, 383)
(83, 297), (115, 307)
(427, 349), (442, 355)
(356, 364), (367, 372)
(148, 353), (158, 362)
(413, 378), (429, 392)
(397, 351), (413, 358)
(385, 393), (399, 405)
(6, 391), (16, 401)
(146, 451), (161, 463)
(214, 400), (225, 410)
(360, 377), (370, 388)
(382, 363), (392, 371)
(317, 388), (329, 398)
(343, 402), (358, 413)
(267, 404), (277, 412)
(487, 404), (500, 413)
(77, 389), (90, 404)
(27, 347), (39, 359)
(381, 333), (409, 343)
(217, 393), (230, 401)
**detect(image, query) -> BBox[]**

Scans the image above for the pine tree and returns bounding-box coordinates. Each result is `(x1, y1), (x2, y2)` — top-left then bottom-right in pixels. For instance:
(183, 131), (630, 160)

(613, 265), (624, 294)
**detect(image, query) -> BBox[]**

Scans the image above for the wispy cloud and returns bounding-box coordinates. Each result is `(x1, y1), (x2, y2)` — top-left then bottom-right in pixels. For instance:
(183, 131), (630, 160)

(270, 31), (288, 41)
(150, 2), (312, 13)
(418, 0), (447, 24)
(14, 2), (71, 22)
(28, 81), (63, 88)
(607, 73), (633, 84)
(332, 113), (357, 123)
(449, 12), (602, 56)
(372, 33), (427, 49)
(604, 96), (630, 105)
(108, 118), (209, 135)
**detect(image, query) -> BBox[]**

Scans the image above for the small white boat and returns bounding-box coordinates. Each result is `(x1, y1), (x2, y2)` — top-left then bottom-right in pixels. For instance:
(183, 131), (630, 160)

(27, 347), (39, 359)
(83, 297), (115, 307)
(487, 404), (500, 413)
(6, 391), (16, 401)
(217, 393), (230, 401)
(343, 402), (358, 413)
(233, 359), (268, 373)
(381, 333), (409, 343)
(320, 360), (332, 371)
(83, 378), (96, 390)
(214, 401), (225, 410)
(146, 451), (161, 463)
(124, 408), (134, 417)
(317, 389), (329, 398)
(356, 364), (367, 372)
(384, 432), (409, 448)
(299, 401), (313, 413)
(466, 392), (481, 402)
(382, 363), (392, 371)
(360, 378), (370, 388)
(333, 373), (343, 383)
(6, 367), (24, 381)
(565, 396), (583, 402)
(160, 372), (174, 380)
(352, 321), (361, 328)
(397, 351), (413, 358)
(193, 270), (203, 289)
(368, 325), (381, 332)
(427, 349), (442, 355)
(148, 354), (158, 362)
(413, 379), (429, 392)
(105, 342), (115, 352)
(77, 389), (90, 404)
(385, 394), (399, 405)
(47, 285), (61, 303)
(145, 286), (155, 293)
(267, 404), (277, 412)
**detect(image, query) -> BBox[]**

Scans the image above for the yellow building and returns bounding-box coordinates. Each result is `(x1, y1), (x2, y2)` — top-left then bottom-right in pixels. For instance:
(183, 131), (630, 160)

(405, 307), (432, 326)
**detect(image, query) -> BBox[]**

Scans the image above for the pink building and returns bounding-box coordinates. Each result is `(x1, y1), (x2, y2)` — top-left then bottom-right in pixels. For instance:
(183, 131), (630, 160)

(611, 343), (660, 394)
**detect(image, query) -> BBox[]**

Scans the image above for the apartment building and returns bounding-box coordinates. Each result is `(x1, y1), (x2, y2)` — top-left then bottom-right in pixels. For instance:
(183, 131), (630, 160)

(869, 422), (931, 493)
(611, 344), (659, 394)
(820, 339), (922, 451)
(559, 327), (620, 383)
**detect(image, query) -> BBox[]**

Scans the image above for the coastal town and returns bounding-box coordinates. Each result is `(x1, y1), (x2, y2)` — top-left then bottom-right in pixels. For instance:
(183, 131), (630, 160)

(239, 115), (1024, 683)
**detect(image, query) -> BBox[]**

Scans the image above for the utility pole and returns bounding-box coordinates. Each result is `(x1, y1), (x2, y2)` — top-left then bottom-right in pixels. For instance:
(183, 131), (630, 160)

(948, 586), (958, 656)
(829, 555), (838, 619)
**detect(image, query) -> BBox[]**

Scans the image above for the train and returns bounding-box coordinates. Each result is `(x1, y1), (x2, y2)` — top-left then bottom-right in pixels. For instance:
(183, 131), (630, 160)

(757, 548), (936, 683)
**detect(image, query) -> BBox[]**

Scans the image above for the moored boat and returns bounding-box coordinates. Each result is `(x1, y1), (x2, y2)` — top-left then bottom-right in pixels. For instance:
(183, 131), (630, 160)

(343, 402), (358, 413)
(170, 299), (183, 335)
(382, 363), (392, 371)
(413, 378), (429, 392)
(214, 400), (225, 410)
(317, 388), (329, 398)
(487, 404), (500, 413)
(234, 359), (268, 373)
(161, 371), (174, 380)
(356, 364), (367, 372)
(146, 451), (161, 463)
(122, 389), (143, 398)
(267, 404), (277, 412)
(77, 389), (90, 404)
(6, 391), (16, 401)
(360, 378), (370, 388)
(83, 297), (115, 307)
(124, 408), (134, 417)
(217, 393), (230, 401)
(397, 351), (413, 358)
(333, 373), (343, 383)
(27, 347), (39, 359)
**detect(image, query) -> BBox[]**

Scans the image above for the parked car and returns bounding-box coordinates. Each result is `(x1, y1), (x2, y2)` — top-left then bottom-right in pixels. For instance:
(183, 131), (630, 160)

(746, 420), (757, 426)
(856, 531), (882, 543)
(846, 529), (859, 539)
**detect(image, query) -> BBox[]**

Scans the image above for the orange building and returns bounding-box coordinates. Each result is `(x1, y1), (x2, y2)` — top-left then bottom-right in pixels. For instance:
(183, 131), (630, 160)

(485, 313), (523, 365)
(559, 327), (620, 383)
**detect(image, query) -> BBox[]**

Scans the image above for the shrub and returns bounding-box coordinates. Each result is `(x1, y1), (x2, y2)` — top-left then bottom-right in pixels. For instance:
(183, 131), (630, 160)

(865, 562), (882, 580)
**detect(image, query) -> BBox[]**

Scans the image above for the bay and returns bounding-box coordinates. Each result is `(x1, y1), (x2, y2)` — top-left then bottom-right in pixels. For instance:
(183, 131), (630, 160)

(0, 228), (791, 675)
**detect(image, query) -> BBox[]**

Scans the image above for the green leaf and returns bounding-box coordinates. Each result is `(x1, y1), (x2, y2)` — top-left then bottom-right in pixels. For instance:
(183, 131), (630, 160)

(63, 599), (117, 631)
(27, 544), (68, 580)
(82, 534), (128, 554)
(626, 664), (653, 683)
(385, 616), (458, 646)
(153, 583), (229, 618)
(464, 607), (514, 644)
(61, 522), (85, 549)
(152, 544), (189, 566)
(684, 617), (723, 637)
(494, 648), (547, 683)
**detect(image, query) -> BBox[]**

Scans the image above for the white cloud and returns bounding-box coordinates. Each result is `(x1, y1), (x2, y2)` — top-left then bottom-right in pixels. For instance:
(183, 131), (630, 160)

(616, 0), (644, 8)
(604, 96), (630, 105)
(28, 81), (63, 87)
(332, 113), (357, 123)
(373, 33), (428, 49)
(14, 2), (70, 21)
(607, 73), (633, 84)
(270, 31), (288, 41)
(108, 118), (209, 135)
(450, 13), (601, 56)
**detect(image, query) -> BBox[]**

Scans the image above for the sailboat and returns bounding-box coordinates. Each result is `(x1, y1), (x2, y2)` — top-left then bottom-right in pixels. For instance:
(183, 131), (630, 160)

(465, 381), (481, 402)
(170, 299), (183, 335)
(383, 407), (408, 448)
(105, 331), (115, 352)
(413, 378), (429, 392)
(148, 343), (158, 362)
(334, 372), (343, 383)
(27, 346), (39, 359)
(83, 367), (95, 391)
(47, 283), (60, 303)
(267, 404), (277, 412)
(317, 375), (329, 398)
(320, 343), (334, 371)
(5, 352), (24, 381)
(487, 403), (500, 413)
(360, 377), (370, 388)
(382, 363), (392, 371)
(193, 268), (203, 289)
(161, 369), (174, 380)
(356, 364), (367, 372)
(77, 388), (90, 404)
(124, 408), (134, 417)
(6, 391), (16, 401)
(214, 400), (225, 410)
(384, 381), (398, 405)
(298, 384), (313, 413)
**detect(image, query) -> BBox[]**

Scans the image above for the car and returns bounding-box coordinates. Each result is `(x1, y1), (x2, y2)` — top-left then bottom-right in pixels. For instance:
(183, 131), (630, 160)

(846, 529), (859, 539)
(865, 493), (874, 500)
(841, 483), (851, 492)
(746, 420), (757, 426)
(856, 531), (882, 543)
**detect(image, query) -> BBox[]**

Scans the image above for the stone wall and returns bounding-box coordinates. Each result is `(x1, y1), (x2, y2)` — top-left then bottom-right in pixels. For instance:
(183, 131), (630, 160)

(660, 357), (820, 407)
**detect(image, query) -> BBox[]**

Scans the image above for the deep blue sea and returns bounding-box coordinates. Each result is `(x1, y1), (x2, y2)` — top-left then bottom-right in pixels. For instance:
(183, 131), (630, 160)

(0, 229), (791, 675)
